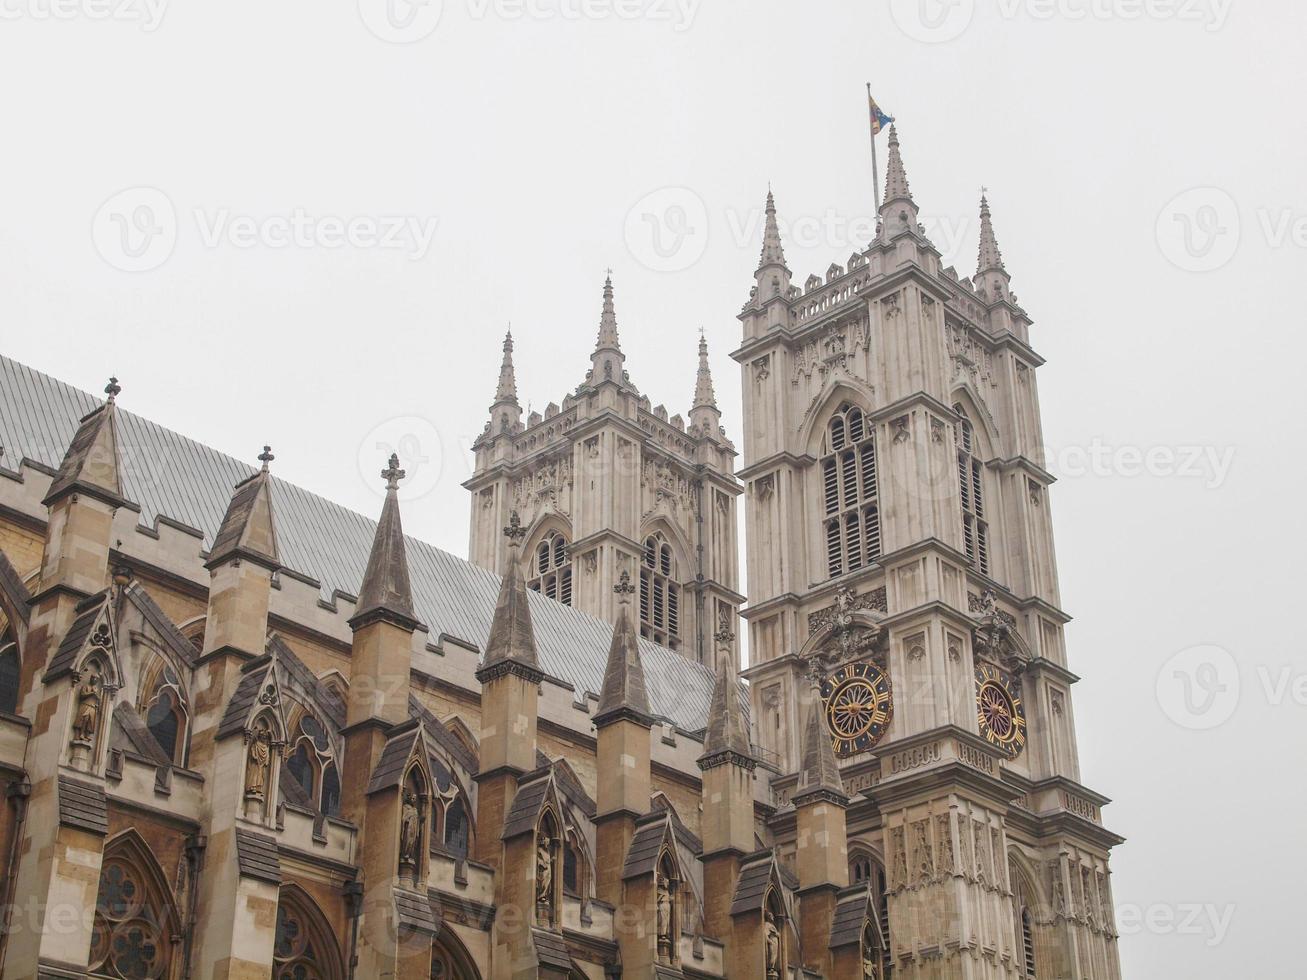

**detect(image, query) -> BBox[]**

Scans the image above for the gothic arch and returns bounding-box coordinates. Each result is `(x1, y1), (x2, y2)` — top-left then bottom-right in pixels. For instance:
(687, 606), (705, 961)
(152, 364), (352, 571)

(1008, 849), (1047, 980)
(274, 883), (345, 980)
(950, 385), (1000, 459)
(522, 513), (574, 561)
(430, 926), (482, 979)
(639, 514), (694, 580)
(797, 379), (879, 452)
(137, 649), (190, 766)
(91, 829), (182, 980)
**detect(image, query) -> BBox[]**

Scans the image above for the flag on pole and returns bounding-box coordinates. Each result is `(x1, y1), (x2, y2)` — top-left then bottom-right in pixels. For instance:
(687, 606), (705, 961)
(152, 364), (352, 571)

(868, 94), (894, 136)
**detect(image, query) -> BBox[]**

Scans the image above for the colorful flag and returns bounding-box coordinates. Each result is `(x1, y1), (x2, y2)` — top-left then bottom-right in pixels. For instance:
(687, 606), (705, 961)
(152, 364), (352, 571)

(868, 94), (894, 136)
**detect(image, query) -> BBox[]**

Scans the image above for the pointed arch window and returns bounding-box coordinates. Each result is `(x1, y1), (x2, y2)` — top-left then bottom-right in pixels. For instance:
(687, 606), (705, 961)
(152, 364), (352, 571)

(820, 404), (881, 578)
(138, 659), (189, 767)
(849, 853), (893, 978)
(285, 707), (341, 817)
(529, 531), (572, 606)
(955, 406), (990, 575)
(90, 837), (179, 980)
(0, 635), (19, 715)
(1011, 863), (1039, 979)
(640, 533), (681, 648)
(444, 796), (470, 859)
(274, 887), (345, 980)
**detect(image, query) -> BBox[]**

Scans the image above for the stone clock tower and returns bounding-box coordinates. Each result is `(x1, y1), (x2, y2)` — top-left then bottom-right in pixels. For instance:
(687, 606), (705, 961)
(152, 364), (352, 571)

(466, 276), (744, 671)
(734, 128), (1124, 978)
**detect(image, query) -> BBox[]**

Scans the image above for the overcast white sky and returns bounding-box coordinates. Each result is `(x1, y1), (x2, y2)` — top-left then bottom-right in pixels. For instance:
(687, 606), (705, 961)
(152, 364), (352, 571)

(1, 1), (1303, 975)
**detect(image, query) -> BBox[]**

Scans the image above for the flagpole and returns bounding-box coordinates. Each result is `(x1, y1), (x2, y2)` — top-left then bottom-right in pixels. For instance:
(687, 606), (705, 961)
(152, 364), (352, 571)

(867, 82), (882, 213)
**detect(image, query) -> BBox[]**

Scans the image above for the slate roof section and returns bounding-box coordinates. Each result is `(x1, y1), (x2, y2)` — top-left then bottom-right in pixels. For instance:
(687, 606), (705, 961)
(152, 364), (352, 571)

(793, 698), (846, 804)
(593, 601), (652, 727)
(0, 354), (720, 731)
(234, 829), (281, 884)
(532, 928), (573, 971)
(729, 853), (776, 916)
(394, 887), (439, 935)
(408, 694), (478, 776)
(478, 543), (540, 676)
(829, 885), (873, 949)
(58, 776), (108, 835)
(125, 583), (197, 668)
(365, 722), (421, 795)
(622, 813), (671, 880)
(44, 592), (108, 681)
(501, 771), (552, 841)
(207, 469), (279, 570)
(0, 547), (30, 625)
(43, 397), (124, 507)
(110, 702), (171, 766)
(350, 478), (419, 630)
(269, 634), (345, 731)
(216, 659), (272, 740)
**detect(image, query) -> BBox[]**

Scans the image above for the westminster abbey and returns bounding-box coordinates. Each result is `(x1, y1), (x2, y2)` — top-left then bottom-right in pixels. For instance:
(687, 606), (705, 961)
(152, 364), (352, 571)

(0, 125), (1123, 978)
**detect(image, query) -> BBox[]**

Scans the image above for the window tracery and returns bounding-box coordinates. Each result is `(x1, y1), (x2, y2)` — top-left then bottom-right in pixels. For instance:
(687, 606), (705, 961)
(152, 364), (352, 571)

(820, 404), (881, 578)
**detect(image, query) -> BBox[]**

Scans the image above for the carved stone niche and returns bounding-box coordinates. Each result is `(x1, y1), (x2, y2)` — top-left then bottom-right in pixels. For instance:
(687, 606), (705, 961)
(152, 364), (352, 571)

(802, 585), (890, 675)
(967, 589), (1030, 674)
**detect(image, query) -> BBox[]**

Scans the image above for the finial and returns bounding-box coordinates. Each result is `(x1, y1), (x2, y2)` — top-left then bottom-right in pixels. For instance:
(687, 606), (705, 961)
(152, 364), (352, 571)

(104, 376), (121, 402)
(381, 453), (405, 491)
(614, 570), (636, 604)
(258, 446), (275, 472)
(503, 511), (526, 547)
(713, 623), (736, 649)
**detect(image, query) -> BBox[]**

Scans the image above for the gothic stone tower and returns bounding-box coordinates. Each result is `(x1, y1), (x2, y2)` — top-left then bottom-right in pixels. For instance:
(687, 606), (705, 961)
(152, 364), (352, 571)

(735, 130), (1123, 978)
(466, 276), (744, 671)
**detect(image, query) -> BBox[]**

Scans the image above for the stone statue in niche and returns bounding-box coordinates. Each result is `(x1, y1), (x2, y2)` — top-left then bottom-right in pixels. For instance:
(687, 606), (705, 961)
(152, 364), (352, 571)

(764, 911), (781, 978)
(244, 726), (271, 800)
(72, 665), (103, 746)
(656, 874), (673, 956)
(400, 790), (421, 873)
(535, 837), (555, 919)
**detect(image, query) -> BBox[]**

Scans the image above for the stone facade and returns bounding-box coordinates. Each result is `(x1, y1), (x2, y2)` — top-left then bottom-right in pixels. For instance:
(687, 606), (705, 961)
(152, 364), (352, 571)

(0, 122), (1123, 979)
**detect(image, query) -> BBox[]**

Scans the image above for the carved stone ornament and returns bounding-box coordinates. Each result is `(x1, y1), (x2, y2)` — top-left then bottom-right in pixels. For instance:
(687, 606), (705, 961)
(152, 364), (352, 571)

(805, 586), (888, 679)
(968, 589), (1029, 674)
(244, 726), (272, 800)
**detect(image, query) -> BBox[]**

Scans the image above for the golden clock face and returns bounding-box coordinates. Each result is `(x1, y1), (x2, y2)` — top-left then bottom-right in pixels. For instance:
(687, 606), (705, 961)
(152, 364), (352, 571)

(820, 661), (893, 757)
(975, 662), (1027, 758)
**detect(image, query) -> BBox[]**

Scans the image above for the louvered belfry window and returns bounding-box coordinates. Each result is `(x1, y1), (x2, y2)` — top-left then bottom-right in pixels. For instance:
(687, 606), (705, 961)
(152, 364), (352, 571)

(529, 531), (572, 606)
(955, 406), (990, 574)
(640, 533), (680, 648)
(820, 404), (882, 579)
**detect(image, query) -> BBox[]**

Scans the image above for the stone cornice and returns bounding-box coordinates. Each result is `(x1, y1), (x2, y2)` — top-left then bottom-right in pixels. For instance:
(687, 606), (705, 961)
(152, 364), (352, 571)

(735, 451), (815, 482)
(993, 455), (1057, 486)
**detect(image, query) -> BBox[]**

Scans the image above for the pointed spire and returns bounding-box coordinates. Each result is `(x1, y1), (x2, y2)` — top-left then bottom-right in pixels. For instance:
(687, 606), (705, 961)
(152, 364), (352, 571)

(350, 454), (419, 631)
(698, 657), (755, 769)
(595, 272), (622, 354)
(206, 446), (280, 570)
(691, 330), (718, 412)
(757, 187), (789, 274)
(594, 572), (653, 727)
(477, 512), (542, 679)
(793, 695), (847, 805)
(44, 375), (128, 507)
(976, 191), (1007, 277)
(493, 327), (519, 407)
(882, 124), (913, 207)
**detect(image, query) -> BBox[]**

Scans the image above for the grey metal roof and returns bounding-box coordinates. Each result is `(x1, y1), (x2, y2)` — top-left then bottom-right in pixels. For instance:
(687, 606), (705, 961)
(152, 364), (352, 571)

(0, 354), (718, 731)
